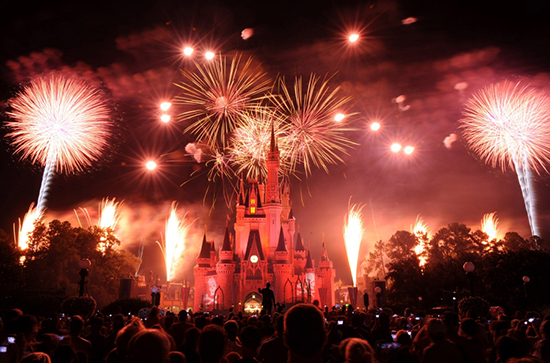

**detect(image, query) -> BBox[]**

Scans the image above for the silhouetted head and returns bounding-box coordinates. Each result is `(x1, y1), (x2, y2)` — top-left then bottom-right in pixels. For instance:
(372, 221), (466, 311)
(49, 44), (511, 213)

(284, 304), (326, 359)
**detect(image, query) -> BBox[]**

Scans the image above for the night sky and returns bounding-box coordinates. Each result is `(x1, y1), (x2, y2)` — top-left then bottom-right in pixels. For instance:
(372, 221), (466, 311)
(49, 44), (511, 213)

(2, 0), (550, 285)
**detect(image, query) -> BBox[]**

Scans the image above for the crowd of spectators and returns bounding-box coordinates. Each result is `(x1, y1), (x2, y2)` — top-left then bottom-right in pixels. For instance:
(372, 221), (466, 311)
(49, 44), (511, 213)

(1, 301), (550, 363)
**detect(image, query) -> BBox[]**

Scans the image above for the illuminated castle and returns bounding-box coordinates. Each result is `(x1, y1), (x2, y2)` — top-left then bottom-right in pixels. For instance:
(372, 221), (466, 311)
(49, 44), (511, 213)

(193, 130), (336, 313)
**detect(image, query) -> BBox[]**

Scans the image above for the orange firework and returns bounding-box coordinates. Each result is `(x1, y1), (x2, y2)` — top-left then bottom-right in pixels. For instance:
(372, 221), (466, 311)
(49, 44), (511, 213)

(97, 198), (123, 253)
(15, 203), (42, 263)
(343, 203), (365, 286)
(411, 216), (429, 267)
(481, 212), (499, 243)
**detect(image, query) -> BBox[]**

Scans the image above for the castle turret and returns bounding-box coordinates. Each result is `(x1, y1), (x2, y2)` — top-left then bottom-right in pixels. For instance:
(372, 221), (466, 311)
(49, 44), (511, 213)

(293, 230), (306, 274)
(317, 240), (336, 308)
(273, 227), (292, 303)
(194, 234), (211, 311)
(216, 223), (236, 310)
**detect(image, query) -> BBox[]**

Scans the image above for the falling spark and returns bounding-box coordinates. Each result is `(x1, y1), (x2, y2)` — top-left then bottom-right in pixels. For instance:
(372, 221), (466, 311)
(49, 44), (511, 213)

(391, 143), (402, 153)
(271, 74), (356, 175)
(156, 203), (192, 282)
(176, 53), (271, 148)
(481, 212), (499, 243)
(160, 102), (171, 111)
(16, 203), (42, 261)
(6, 73), (111, 215)
(183, 47), (194, 56)
(370, 122), (381, 131)
(205, 51), (215, 60)
(349, 33), (359, 42)
(146, 161), (157, 170)
(404, 146), (415, 155)
(411, 216), (429, 267)
(160, 114), (171, 123)
(460, 81), (550, 237)
(334, 113), (345, 122)
(343, 203), (365, 287)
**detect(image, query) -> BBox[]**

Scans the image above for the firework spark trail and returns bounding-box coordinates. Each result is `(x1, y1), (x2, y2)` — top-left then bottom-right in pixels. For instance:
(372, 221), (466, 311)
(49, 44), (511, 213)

(176, 54), (271, 148)
(343, 202), (365, 287)
(6, 73), (112, 215)
(271, 74), (356, 175)
(460, 81), (550, 237)
(481, 212), (499, 242)
(411, 215), (429, 267)
(156, 203), (192, 282)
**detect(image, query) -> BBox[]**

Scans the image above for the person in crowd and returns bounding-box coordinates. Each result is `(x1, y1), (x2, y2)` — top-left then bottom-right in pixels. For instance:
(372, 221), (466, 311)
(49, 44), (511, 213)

(180, 327), (200, 363)
(67, 316), (92, 360)
(172, 311), (194, 347)
(104, 314), (125, 356)
(85, 316), (105, 363)
(105, 317), (144, 363)
(223, 320), (242, 355)
(127, 329), (171, 363)
(284, 304), (326, 363)
(535, 320), (550, 362)
(495, 335), (525, 363)
(20, 352), (52, 363)
(235, 325), (261, 363)
(258, 315), (287, 363)
(198, 325), (227, 363)
(422, 318), (462, 363)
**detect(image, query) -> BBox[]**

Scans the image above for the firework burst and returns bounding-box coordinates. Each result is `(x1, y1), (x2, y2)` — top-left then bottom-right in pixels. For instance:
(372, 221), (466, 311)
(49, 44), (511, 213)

(229, 108), (291, 179)
(176, 53), (271, 147)
(411, 215), (429, 267)
(271, 74), (356, 175)
(6, 72), (112, 214)
(481, 212), (499, 242)
(343, 202), (365, 286)
(460, 81), (550, 236)
(156, 203), (192, 282)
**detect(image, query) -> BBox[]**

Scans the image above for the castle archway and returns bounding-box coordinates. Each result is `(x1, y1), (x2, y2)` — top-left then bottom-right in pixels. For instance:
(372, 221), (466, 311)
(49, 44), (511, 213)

(243, 291), (262, 315)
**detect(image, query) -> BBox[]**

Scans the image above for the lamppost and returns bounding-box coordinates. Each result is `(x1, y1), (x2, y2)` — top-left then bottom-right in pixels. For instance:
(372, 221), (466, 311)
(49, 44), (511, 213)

(374, 286), (382, 308)
(522, 276), (530, 298)
(78, 258), (91, 297)
(463, 261), (475, 296)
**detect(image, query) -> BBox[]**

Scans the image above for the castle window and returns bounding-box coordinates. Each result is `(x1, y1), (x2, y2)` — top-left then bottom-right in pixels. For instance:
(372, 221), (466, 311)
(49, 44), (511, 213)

(250, 207), (256, 214)
(251, 199), (256, 205)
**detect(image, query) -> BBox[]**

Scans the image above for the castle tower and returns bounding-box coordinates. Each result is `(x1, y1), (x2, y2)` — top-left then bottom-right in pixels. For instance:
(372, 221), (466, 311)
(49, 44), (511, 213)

(304, 249), (316, 303)
(216, 223), (236, 310)
(194, 234), (211, 312)
(317, 240), (336, 308)
(273, 227), (292, 303)
(293, 230), (306, 274)
(263, 123), (283, 260)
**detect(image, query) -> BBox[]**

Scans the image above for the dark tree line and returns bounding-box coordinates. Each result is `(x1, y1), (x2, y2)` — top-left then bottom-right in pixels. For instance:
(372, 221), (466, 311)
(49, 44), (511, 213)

(363, 223), (550, 313)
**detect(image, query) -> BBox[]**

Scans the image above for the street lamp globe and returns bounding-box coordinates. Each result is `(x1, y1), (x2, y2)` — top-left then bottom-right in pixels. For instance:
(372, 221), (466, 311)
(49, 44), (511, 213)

(374, 287), (382, 294)
(79, 258), (91, 270)
(523, 276), (530, 283)
(463, 261), (475, 273)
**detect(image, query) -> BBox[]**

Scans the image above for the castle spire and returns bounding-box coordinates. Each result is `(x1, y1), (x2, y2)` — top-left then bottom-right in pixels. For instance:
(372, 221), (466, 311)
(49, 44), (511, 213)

(276, 227), (287, 252)
(270, 121), (278, 153)
(305, 249), (313, 269)
(320, 237), (329, 262)
(221, 219), (232, 252)
(198, 234), (210, 259)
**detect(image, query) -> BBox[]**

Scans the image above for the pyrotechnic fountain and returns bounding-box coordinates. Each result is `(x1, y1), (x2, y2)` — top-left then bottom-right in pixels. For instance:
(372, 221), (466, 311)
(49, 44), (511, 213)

(98, 198), (123, 253)
(156, 203), (191, 283)
(343, 203), (365, 307)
